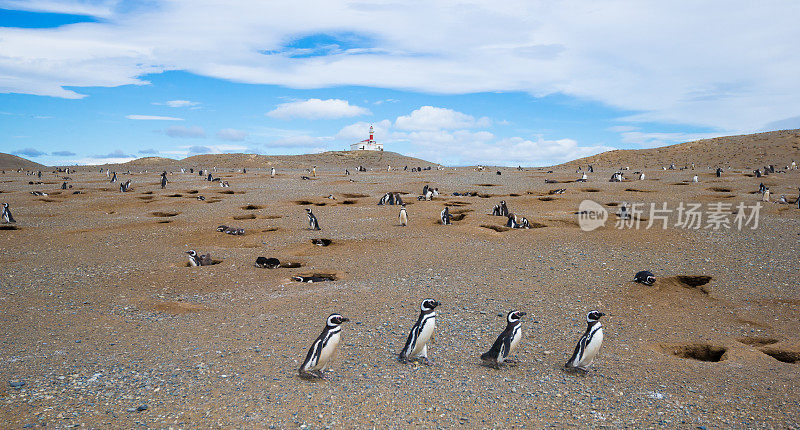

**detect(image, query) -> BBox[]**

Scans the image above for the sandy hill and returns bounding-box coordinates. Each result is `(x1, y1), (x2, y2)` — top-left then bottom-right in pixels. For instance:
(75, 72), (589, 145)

(118, 150), (437, 171)
(0, 153), (46, 171)
(559, 129), (800, 170)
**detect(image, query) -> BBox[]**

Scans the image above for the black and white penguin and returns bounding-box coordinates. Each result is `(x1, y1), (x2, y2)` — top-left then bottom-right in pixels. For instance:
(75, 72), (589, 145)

(378, 192), (391, 205)
(716, 167), (722, 177)
(499, 200), (509, 217)
(519, 217), (531, 229)
(759, 183), (766, 194)
(293, 275), (332, 283)
(492, 204), (501, 216)
(480, 310), (526, 368)
(306, 208), (320, 230)
(61, 182), (67, 190)
(2, 203), (15, 223)
(394, 193), (403, 205)
(186, 250), (202, 267)
(110, 172), (117, 183)
(299, 313), (350, 379)
(440, 207), (452, 225)
(399, 204), (408, 226)
(399, 298), (439, 364)
(506, 214), (519, 228)
(216, 225), (228, 232)
(565, 310), (605, 372)
(271, 167), (276, 178)
(255, 257), (280, 269)
(634, 270), (656, 285)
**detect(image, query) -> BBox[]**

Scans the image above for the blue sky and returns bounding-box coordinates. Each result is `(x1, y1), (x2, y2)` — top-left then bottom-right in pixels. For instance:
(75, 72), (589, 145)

(1, 1), (798, 166)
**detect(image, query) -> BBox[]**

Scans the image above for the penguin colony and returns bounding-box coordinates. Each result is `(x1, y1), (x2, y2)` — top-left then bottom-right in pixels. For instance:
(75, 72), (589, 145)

(5, 159), (796, 384)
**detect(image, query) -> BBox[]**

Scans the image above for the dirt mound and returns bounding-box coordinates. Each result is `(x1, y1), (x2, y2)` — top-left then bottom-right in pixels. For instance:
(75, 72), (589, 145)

(0, 153), (46, 170)
(558, 129), (800, 169)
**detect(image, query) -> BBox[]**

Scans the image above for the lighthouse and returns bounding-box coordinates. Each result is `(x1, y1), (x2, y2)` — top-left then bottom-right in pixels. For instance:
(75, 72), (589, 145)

(350, 125), (383, 151)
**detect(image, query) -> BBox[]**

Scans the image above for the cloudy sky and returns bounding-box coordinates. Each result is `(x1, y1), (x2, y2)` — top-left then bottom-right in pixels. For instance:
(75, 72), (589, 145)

(1, 1), (798, 166)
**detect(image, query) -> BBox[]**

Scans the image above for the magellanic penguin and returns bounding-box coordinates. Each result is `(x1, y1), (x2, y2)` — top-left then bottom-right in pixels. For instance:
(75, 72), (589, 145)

(399, 204), (408, 226)
(634, 270), (655, 285)
(299, 313), (350, 379)
(186, 250), (202, 267)
(440, 207), (452, 225)
(399, 298), (440, 365)
(305, 208), (321, 230)
(271, 167), (276, 178)
(2, 203), (15, 223)
(565, 310), (605, 372)
(480, 310), (526, 368)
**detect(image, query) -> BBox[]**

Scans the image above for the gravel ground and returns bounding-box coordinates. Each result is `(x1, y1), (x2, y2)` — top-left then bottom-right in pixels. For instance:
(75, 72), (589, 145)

(1, 158), (799, 429)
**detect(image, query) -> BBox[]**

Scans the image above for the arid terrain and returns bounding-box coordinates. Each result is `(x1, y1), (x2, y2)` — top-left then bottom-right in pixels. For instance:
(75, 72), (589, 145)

(1, 131), (799, 429)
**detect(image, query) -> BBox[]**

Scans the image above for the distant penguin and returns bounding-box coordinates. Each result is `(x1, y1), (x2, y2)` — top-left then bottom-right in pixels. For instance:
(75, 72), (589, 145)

(506, 214), (519, 228)
(422, 185), (429, 197)
(499, 200), (509, 216)
(271, 167), (276, 178)
(207, 173), (213, 181)
(425, 189), (433, 201)
(759, 183), (766, 194)
(492, 204), (501, 216)
(399, 298), (439, 364)
(255, 257), (280, 269)
(579, 172), (588, 182)
(480, 311), (526, 367)
(716, 167), (722, 177)
(618, 203), (630, 220)
(634, 270), (655, 285)
(399, 204), (408, 226)
(763, 189), (770, 202)
(160, 172), (168, 189)
(299, 313), (350, 379)
(565, 310), (605, 372)
(639, 173), (645, 180)
(2, 203), (15, 223)
(110, 172), (117, 183)
(312, 166), (317, 177)
(306, 208), (321, 230)
(778, 195), (788, 204)
(61, 182), (67, 190)
(519, 216), (531, 229)
(440, 207), (452, 225)
(692, 175), (699, 183)
(186, 250), (202, 267)
(755, 169), (762, 178)
(588, 165), (594, 173)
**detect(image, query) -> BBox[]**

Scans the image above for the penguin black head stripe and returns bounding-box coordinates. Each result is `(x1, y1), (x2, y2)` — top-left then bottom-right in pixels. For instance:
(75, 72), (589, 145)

(587, 310), (605, 322)
(507, 310), (526, 323)
(327, 313), (350, 327)
(421, 298), (439, 312)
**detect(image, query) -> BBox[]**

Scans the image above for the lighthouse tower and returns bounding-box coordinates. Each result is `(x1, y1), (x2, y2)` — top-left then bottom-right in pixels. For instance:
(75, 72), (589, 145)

(350, 124), (383, 151)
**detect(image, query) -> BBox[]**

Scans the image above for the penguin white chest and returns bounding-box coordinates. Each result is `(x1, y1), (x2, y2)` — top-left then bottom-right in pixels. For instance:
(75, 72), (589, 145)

(315, 331), (341, 370)
(580, 327), (603, 366)
(411, 317), (435, 356)
(509, 326), (522, 355)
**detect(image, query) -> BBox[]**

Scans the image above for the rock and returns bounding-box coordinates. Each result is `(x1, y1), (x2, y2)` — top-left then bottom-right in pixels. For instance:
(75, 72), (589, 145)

(9, 380), (25, 389)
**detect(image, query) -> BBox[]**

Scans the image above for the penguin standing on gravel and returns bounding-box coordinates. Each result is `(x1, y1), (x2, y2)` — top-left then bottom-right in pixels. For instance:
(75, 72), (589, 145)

(399, 204), (408, 226)
(110, 172), (117, 183)
(565, 310), (605, 372)
(481, 310), (526, 368)
(305, 208), (321, 230)
(160, 171), (168, 189)
(271, 167), (276, 178)
(299, 313), (350, 379)
(440, 207), (452, 225)
(500, 200), (509, 216)
(2, 203), (16, 223)
(399, 298), (439, 364)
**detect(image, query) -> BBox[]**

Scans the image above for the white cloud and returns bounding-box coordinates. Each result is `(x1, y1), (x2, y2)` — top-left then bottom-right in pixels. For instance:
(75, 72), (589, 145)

(2, 2), (799, 132)
(216, 128), (248, 141)
(165, 125), (205, 138)
(155, 100), (200, 108)
(266, 98), (370, 120)
(395, 106), (490, 131)
(126, 115), (184, 121)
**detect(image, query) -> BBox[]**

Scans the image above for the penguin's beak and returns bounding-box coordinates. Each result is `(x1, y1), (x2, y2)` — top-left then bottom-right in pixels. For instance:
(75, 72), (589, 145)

(598, 312), (606, 318)
(432, 301), (440, 308)
(340, 317), (350, 323)
(518, 311), (527, 317)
